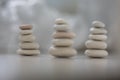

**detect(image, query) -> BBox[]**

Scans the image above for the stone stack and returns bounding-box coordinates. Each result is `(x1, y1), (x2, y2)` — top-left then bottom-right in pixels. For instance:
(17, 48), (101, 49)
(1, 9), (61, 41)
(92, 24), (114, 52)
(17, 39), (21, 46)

(17, 24), (40, 56)
(85, 21), (108, 58)
(49, 18), (77, 58)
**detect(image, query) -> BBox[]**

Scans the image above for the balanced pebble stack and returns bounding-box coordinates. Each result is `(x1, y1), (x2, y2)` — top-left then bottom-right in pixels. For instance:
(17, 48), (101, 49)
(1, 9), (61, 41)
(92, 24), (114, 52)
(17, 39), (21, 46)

(49, 18), (77, 58)
(17, 24), (40, 56)
(85, 21), (108, 58)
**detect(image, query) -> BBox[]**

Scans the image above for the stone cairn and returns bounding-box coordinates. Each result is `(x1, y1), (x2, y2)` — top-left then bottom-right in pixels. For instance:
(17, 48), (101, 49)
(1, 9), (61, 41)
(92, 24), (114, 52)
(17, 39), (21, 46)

(17, 24), (40, 56)
(85, 21), (108, 58)
(49, 18), (77, 58)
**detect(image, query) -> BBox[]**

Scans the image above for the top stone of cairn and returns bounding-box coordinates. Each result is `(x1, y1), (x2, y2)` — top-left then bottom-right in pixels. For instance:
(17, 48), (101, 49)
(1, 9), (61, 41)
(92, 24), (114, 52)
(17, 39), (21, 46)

(92, 21), (105, 28)
(20, 24), (33, 30)
(55, 18), (67, 25)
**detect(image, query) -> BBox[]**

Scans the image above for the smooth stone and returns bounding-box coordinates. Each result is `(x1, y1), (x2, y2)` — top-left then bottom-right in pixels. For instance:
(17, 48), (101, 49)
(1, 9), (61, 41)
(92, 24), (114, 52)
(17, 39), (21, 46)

(85, 49), (108, 58)
(89, 34), (107, 41)
(20, 30), (32, 35)
(53, 31), (76, 39)
(17, 49), (40, 56)
(20, 24), (32, 30)
(19, 35), (35, 42)
(90, 28), (107, 34)
(92, 21), (105, 28)
(55, 18), (67, 25)
(85, 40), (107, 49)
(19, 43), (39, 49)
(54, 24), (70, 31)
(49, 47), (77, 57)
(52, 39), (73, 47)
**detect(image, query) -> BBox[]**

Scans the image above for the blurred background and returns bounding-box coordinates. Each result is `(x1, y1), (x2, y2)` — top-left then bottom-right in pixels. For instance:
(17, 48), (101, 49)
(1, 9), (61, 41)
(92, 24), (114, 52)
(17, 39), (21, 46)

(0, 0), (119, 54)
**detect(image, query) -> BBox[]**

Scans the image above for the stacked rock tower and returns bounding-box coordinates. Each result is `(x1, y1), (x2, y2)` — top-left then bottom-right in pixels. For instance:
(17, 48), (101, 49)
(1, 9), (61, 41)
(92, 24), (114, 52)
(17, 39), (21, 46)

(85, 21), (108, 58)
(49, 18), (77, 58)
(17, 24), (40, 56)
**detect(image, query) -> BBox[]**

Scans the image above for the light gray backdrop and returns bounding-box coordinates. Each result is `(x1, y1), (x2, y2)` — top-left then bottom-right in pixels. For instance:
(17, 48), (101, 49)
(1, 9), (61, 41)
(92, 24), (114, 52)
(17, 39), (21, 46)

(0, 0), (118, 54)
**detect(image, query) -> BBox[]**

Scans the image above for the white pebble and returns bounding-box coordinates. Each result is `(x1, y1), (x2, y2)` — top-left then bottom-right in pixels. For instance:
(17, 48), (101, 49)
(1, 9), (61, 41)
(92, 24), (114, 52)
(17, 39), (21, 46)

(90, 28), (107, 34)
(85, 40), (107, 49)
(55, 18), (67, 24)
(49, 47), (77, 57)
(89, 34), (107, 41)
(85, 49), (108, 58)
(52, 39), (73, 47)
(19, 43), (39, 49)
(17, 49), (40, 56)
(20, 30), (32, 35)
(19, 35), (36, 42)
(54, 24), (70, 31)
(92, 21), (105, 28)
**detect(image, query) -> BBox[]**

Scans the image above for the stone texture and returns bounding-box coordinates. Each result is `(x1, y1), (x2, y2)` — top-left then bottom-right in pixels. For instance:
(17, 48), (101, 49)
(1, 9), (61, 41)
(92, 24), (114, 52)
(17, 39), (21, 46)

(17, 49), (40, 56)
(20, 30), (32, 35)
(19, 35), (35, 42)
(85, 40), (107, 49)
(89, 34), (107, 41)
(19, 43), (39, 49)
(85, 50), (108, 58)
(90, 28), (107, 34)
(49, 47), (77, 57)
(92, 21), (105, 28)
(20, 24), (32, 30)
(52, 39), (73, 47)
(54, 24), (70, 31)
(53, 31), (76, 39)
(55, 18), (67, 24)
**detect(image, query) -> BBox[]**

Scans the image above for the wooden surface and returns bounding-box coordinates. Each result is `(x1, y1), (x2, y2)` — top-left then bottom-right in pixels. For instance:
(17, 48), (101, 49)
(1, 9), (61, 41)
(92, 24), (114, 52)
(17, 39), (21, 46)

(0, 53), (120, 80)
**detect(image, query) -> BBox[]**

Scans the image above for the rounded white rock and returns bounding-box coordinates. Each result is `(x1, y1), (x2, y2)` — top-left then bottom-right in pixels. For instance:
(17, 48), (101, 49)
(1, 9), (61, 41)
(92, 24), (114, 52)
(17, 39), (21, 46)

(89, 34), (107, 41)
(20, 24), (32, 30)
(52, 39), (73, 47)
(20, 30), (32, 35)
(85, 49), (108, 58)
(49, 47), (77, 57)
(92, 21), (105, 28)
(53, 31), (76, 39)
(19, 35), (36, 42)
(85, 40), (107, 49)
(55, 18), (67, 24)
(90, 28), (107, 34)
(54, 24), (70, 31)
(19, 43), (39, 49)
(17, 49), (40, 56)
